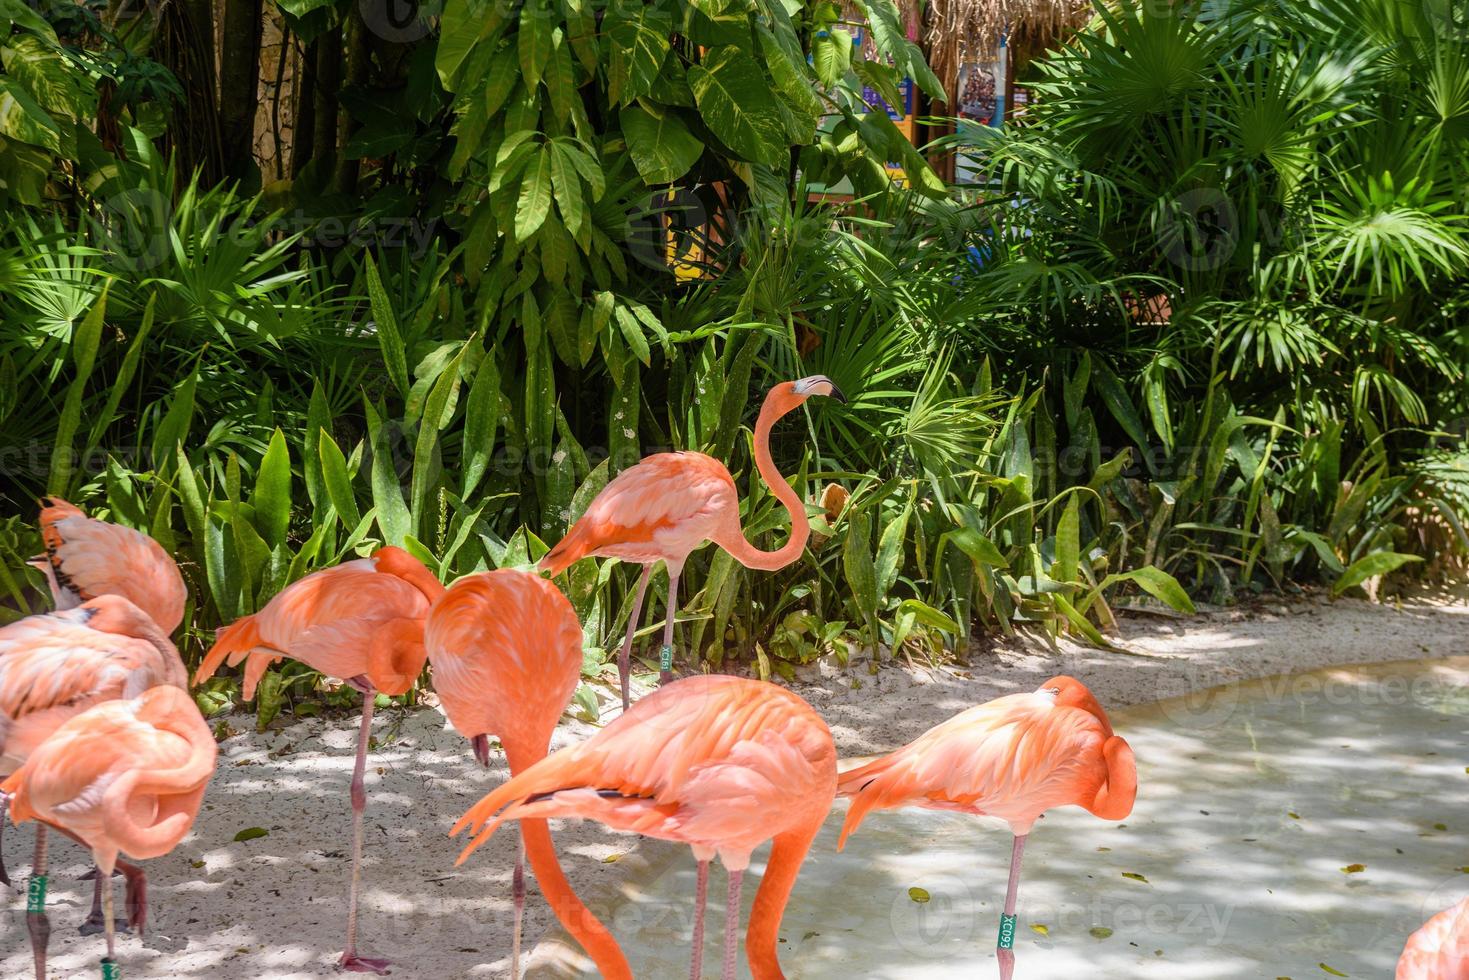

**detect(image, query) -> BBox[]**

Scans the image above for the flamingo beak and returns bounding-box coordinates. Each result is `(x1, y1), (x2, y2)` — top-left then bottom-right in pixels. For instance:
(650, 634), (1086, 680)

(827, 383), (847, 404)
(471, 734), (491, 768)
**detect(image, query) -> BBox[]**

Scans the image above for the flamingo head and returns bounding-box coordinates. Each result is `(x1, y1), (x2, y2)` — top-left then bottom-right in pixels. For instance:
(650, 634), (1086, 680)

(788, 375), (847, 404)
(1041, 675), (1115, 738)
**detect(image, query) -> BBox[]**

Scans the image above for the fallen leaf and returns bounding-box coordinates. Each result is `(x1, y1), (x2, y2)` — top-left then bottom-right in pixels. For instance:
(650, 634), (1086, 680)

(1030, 923), (1049, 936)
(907, 887), (930, 903)
(1096, 846), (1112, 852)
(1434, 823), (1448, 831)
(189, 860), (205, 869)
(1122, 872), (1150, 883)
(1457, 867), (1469, 874)
(602, 854), (621, 864)
(1340, 864), (1365, 874)
(1319, 964), (1348, 977)
(233, 827), (269, 842)
(1287, 812), (1300, 820)
(1089, 927), (1113, 939)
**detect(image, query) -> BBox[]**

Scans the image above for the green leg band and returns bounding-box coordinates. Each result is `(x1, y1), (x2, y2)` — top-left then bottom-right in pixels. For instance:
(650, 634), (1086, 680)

(26, 874), (47, 914)
(997, 913), (1017, 950)
(102, 957), (121, 979)
(659, 644), (673, 671)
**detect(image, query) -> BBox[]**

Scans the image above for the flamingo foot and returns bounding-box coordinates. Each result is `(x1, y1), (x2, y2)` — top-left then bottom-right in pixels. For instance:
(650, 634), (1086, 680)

(78, 912), (130, 936)
(338, 952), (391, 974)
(122, 865), (147, 933)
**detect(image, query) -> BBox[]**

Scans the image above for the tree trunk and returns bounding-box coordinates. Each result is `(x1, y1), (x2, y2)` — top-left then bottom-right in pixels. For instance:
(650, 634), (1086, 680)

(331, 6), (371, 195)
(291, 38), (317, 177)
(218, 0), (264, 181)
(156, 0), (223, 184)
(311, 27), (343, 183)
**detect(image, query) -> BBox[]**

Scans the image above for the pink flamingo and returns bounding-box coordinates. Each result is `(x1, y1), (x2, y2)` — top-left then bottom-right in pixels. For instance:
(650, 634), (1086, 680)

(0, 594), (188, 977)
(452, 674), (837, 980)
(837, 676), (1137, 980)
(540, 376), (844, 709)
(426, 569), (631, 980)
(2, 684), (216, 977)
(1398, 898), (1469, 979)
(35, 497), (187, 633)
(193, 546), (445, 974)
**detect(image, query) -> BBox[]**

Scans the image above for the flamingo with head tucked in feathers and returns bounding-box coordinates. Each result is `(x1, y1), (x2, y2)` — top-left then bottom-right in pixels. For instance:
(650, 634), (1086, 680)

(836, 676), (1137, 980)
(193, 546), (445, 974)
(539, 376), (845, 710)
(0, 594), (188, 978)
(2, 684), (216, 978)
(34, 497), (187, 634)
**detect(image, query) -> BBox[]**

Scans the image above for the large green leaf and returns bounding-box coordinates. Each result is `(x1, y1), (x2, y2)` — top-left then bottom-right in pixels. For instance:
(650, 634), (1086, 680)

(318, 431), (362, 529)
(0, 77), (62, 152)
(2, 34), (94, 119)
(363, 254), (410, 399)
(1332, 551), (1423, 596)
(605, 0), (670, 105)
(688, 46), (789, 166)
(620, 104), (703, 184)
(253, 428), (292, 547)
(518, 1), (554, 88)
(515, 144), (553, 241)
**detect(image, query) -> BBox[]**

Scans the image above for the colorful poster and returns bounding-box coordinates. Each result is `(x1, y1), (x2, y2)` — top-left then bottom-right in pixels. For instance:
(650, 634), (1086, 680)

(954, 38), (1009, 185)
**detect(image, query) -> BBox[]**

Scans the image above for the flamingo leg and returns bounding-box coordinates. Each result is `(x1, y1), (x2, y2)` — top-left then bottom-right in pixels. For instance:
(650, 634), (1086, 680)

(45, 824), (147, 932)
(80, 865), (130, 935)
(689, 858), (710, 980)
(616, 566), (653, 711)
(659, 567), (680, 688)
(721, 868), (743, 980)
(101, 860), (117, 974)
(996, 834), (1028, 980)
(0, 792), (10, 888)
(511, 830), (525, 980)
(338, 691), (390, 975)
(27, 826), (49, 980)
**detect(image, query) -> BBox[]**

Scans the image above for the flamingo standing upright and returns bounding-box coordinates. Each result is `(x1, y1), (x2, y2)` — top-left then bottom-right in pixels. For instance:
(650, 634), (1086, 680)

(0, 595), (188, 978)
(540, 376), (845, 710)
(1, 684), (216, 977)
(193, 546), (445, 974)
(1398, 898), (1469, 979)
(836, 676), (1137, 980)
(425, 570), (630, 980)
(34, 496), (188, 633)
(453, 674), (837, 980)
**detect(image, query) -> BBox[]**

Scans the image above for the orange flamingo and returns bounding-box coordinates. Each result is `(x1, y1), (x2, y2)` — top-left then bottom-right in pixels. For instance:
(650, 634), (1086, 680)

(34, 497), (187, 634)
(540, 376), (845, 709)
(425, 570), (631, 980)
(0, 594), (188, 976)
(452, 674), (837, 980)
(193, 546), (445, 974)
(1398, 899), (1469, 979)
(2, 684), (216, 977)
(836, 676), (1137, 980)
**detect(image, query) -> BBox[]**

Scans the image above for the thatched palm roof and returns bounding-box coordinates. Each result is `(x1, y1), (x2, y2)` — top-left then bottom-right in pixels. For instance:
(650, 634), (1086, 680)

(909, 0), (1092, 94)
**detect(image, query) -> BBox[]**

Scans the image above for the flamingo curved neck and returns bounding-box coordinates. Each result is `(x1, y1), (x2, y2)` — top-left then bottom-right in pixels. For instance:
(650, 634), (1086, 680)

(745, 823), (820, 979)
(502, 740), (632, 980)
(719, 391), (811, 572)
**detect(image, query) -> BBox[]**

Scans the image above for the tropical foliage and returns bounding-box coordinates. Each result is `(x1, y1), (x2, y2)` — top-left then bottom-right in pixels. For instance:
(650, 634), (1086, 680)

(0, 0), (1464, 724)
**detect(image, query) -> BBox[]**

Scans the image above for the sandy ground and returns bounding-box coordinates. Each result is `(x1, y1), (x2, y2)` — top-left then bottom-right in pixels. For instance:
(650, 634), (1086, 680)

(2, 590), (1465, 978)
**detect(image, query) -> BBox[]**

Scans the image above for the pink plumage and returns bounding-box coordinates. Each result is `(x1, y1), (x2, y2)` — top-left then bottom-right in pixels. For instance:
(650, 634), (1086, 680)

(1398, 899), (1469, 979)
(38, 497), (187, 634)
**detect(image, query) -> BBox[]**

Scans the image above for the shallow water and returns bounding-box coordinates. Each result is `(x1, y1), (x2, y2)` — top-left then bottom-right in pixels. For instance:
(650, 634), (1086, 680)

(558, 658), (1469, 978)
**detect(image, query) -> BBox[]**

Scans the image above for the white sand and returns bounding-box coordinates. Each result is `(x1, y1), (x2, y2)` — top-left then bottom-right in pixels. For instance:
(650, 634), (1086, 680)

(3, 591), (1464, 978)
